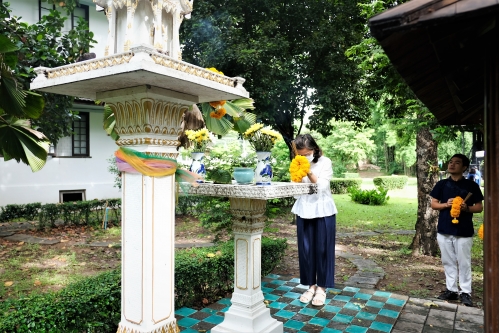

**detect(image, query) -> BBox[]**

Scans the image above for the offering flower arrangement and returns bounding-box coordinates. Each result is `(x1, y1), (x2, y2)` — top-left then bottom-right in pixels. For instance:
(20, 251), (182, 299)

(243, 123), (282, 152)
(184, 128), (211, 152)
(450, 192), (472, 224)
(289, 141), (310, 182)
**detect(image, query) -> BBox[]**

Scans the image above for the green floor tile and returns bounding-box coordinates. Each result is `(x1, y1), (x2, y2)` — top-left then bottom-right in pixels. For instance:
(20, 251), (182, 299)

(299, 307), (319, 316)
(373, 291), (392, 298)
(310, 317), (330, 327)
(269, 301), (288, 309)
(378, 308), (400, 318)
(290, 299), (309, 307)
(366, 300), (384, 308)
(332, 313), (353, 324)
(355, 311), (377, 321)
(284, 291), (302, 299)
(334, 295), (352, 302)
(353, 292), (372, 300)
(323, 305), (342, 313)
(265, 293), (280, 301)
(284, 319), (305, 330)
(275, 309), (296, 319)
(345, 325), (368, 333)
(204, 314), (224, 325)
(177, 317), (200, 328)
(386, 298), (406, 307)
(345, 302), (364, 311)
(321, 328), (343, 333)
(344, 286), (360, 293)
(175, 307), (197, 316)
(370, 321), (393, 332)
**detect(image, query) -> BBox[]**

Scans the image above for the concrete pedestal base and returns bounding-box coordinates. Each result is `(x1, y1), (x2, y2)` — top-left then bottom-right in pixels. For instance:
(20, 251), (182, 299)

(211, 299), (282, 333)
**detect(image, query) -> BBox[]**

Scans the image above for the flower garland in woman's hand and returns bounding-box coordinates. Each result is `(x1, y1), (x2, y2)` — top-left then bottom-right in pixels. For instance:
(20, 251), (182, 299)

(289, 155), (310, 182)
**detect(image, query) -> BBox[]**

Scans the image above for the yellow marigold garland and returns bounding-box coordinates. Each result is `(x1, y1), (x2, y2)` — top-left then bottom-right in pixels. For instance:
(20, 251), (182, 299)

(478, 224), (484, 240)
(289, 155), (310, 182)
(450, 196), (463, 224)
(210, 107), (227, 119)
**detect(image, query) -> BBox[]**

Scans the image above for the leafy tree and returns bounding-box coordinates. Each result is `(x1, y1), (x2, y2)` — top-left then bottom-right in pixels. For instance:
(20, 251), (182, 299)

(318, 120), (375, 170)
(0, 3), (96, 171)
(345, 0), (442, 255)
(180, 0), (369, 154)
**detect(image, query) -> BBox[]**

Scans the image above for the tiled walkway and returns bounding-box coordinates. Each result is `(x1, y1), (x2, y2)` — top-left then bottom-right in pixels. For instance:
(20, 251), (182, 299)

(175, 274), (484, 333)
(176, 274), (406, 333)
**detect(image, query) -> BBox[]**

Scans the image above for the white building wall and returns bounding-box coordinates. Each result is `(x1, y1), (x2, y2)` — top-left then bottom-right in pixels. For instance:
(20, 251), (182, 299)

(0, 109), (120, 206)
(0, 1), (119, 206)
(5, 0), (108, 58)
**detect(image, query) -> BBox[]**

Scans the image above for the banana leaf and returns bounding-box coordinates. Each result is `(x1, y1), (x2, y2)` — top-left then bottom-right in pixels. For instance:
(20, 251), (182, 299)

(0, 116), (50, 172)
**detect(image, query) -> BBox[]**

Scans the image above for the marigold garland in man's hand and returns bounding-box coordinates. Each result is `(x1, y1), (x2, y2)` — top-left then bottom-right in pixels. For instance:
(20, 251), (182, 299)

(289, 155), (310, 182)
(478, 224), (484, 240)
(450, 196), (463, 224)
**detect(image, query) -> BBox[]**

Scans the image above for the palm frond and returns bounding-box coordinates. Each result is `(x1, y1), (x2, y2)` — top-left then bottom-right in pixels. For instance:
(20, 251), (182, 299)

(233, 112), (257, 134)
(201, 102), (233, 135)
(0, 116), (50, 172)
(230, 98), (255, 110)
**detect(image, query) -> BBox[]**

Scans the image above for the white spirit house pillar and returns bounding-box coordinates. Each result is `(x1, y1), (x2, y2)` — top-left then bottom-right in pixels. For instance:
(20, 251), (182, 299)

(189, 182), (317, 333)
(97, 86), (191, 333)
(32, 40), (248, 333)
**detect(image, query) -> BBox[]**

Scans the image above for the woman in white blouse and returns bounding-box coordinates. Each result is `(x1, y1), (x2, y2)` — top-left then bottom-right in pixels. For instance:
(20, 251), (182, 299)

(291, 134), (337, 306)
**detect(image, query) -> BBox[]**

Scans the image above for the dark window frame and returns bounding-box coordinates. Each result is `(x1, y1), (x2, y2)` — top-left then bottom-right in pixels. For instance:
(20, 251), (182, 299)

(39, 0), (55, 21)
(71, 3), (89, 30)
(72, 112), (90, 157)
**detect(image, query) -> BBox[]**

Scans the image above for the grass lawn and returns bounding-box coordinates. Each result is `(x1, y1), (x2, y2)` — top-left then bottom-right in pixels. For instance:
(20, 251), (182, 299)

(335, 181), (418, 232)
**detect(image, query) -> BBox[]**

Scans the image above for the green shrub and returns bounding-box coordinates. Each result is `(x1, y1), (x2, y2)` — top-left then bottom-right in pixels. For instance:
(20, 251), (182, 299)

(0, 238), (288, 332)
(0, 204), (22, 222)
(333, 162), (347, 178)
(23, 203), (42, 221)
(0, 270), (121, 333)
(0, 199), (121, 230)
(348, 187), (389, 205)
(176, 195), (204, 216)
(330, 178), (363, 194)
(343, 172), (360, 178)
(373, 176), (408, 190)
(196, 197), (233, 242)
(38, 204), (60, 230)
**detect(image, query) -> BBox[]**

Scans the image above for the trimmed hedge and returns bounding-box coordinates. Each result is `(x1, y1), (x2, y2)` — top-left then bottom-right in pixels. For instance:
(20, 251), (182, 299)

(0, 237), (287, 333)
(373, 176), (408, 190)
(0, 270), (121, 333)
(0, 203), (41, 222)
(330, 178), (363, 194)
(0, 199), (121, 230)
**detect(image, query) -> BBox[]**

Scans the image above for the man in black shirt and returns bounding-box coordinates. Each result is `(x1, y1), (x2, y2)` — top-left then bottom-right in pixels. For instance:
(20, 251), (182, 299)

(430, 154), (483, 307)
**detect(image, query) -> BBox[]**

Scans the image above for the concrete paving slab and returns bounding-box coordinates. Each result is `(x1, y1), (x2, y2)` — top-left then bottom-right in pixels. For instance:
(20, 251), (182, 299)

(3, 234), (60, 245)
(0, 231), (15, 237)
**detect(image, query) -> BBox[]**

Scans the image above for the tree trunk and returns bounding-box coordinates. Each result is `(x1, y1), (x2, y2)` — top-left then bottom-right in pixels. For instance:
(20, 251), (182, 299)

(411, 126), (439, 256)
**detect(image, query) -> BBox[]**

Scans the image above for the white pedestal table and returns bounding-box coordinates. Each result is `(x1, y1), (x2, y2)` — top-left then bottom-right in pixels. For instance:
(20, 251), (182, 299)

(188, 182), (317, 333)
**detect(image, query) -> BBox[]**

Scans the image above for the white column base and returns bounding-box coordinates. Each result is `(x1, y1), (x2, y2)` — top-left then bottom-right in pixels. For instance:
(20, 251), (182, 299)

(211, 300), (282, 333)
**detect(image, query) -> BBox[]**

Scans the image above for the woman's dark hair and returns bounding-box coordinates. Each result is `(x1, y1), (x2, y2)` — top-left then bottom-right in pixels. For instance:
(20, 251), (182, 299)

(293, 134), (322, 163)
